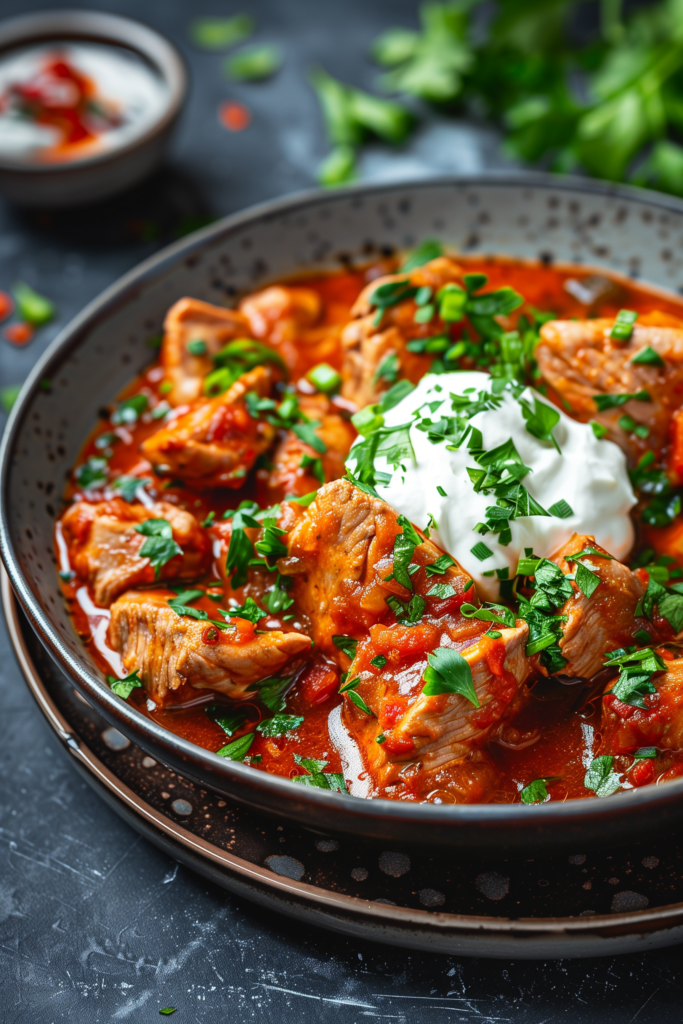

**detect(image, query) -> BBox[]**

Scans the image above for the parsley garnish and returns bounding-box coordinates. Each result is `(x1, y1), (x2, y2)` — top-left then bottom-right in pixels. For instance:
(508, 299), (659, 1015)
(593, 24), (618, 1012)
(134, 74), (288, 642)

(574, 561), (601, 600)
(461, 602), (515, 628)
(631, 345), (665, 368)
(207, 705), (246, 736)
(111, 394), (148, 425)
(332, 635), (358, 660)
(520, 777), (561, 804)
(217, 733), (254, 761)
(421, 646), (479, 706)
(108, 669), (143, 700)
(390, 514), (422, 591)
(370, 654), (388, 668)
(227, 597), (265, 624)
(471, 541), (493, 561)
(292, 753), (347, 791)
(400, 239), (443, 271)
(246, 674), (296, 713)
(604, 646), (667, 709)
(547, 499), (573, 519)
(256, 714), (304, 737)
(593, 390), (650, 411)
(519, 395), (561, 452)
(425, 553), (456, 576)
(584, 755), (621, 798)
(224, 501), (260, 588)
(427, 582), (456, 599)
(134, 518), (182, 579)
(610, 309), (638, 341)
(265, 573), (294, 614)
(640, 574), (683, 632)
(385, 593), (426, 624)
(590, 420), (608, 439)
(75, 456), (108, 489)
(300, 453), (324, 484)
(112, 475), (150, 502)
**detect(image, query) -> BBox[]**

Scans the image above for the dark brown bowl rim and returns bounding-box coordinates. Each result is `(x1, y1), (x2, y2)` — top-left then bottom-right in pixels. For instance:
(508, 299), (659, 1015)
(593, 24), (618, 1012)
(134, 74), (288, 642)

(0, 8), (187, 174)
(5, 171), (683, 835)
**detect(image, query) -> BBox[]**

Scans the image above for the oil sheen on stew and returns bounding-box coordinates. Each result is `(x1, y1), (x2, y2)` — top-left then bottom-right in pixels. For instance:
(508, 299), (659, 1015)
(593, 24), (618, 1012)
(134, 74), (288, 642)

(55, 246), (683, 805)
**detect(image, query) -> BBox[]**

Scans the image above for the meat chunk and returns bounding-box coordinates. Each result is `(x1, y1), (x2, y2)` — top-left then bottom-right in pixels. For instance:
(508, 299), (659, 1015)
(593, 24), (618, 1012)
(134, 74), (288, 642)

(341, 256), (463, 408)
(239, 285), (322, 344)
(60, 499), (209, 607)
(109, 590), (312, 703)
(551, 533), (649, 680)
(536, 316), (683, 463)
(160, 297), (252, 407)
(260, 393), (355, 502)
(279, 477), (486, 659)
(600, 655), (683, 755)
(141, 366), (277, 488)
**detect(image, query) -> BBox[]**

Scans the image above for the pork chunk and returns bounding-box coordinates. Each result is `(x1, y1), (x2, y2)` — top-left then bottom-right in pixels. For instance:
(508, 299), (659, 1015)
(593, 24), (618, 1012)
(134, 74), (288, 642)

(239, 285), (322, 344)
(600, 655), (683, 755)
(341, 256), (463, 408)
(141, 366), (276, 488)
(109, 589), (312, 702)
(160, 297), (252, 407)
(536, 317), (683, 463)
(60, 499), (209, 606)
(551, 533), (649, 680)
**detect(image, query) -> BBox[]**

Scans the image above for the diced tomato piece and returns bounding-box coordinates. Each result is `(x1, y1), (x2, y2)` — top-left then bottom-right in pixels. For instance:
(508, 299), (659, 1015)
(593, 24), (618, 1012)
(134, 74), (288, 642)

(4, 322), (33, 345)
(300, 659), (338, 705)
(0, 291), (13, 321)
(630, 759), (656, 787)
(670, 409), (683, 485)
(379, 696), (409, 730)
(381, 732), (415, 756)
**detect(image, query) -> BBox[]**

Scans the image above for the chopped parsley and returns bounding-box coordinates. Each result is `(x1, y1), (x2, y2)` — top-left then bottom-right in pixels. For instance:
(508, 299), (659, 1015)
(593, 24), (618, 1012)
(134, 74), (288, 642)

(590, 420), (608, 439)
(112, 475), (149, 502)
(265, 573), (294, 614)
(520, 776), (561, 804)
(400, 239), (443, 272)
(593, 390), (650, 412)
(207, 705), (246, 736)
(631, 345), (665, 368)
(584, 755), (622, 798)
(610, 309), (638, 342)
(547, 499), (573, 519)
(421, 646), (479, 707)
(604, 646), (667, 709)
(427, 582), (456, 599)
(390, 514), (422, 590)
(108, 669), (143, 700)
(308, 362), (342, 393)
(374, 353), (400, 384)
(640, 574), (683, 632)
(291, 754), (347, 792)
(224, 501), (260, 588)
(111, 394), (148, 425)
(385, 593), (426, 624)
(256, 714), (304, 736)
(574, 560), (601, 600)
(461, 602), (515, 628)
(187, 338), (207, 356)
(370, 654), (388, 668)
(519, 395), (561, 451)
(332, 635), (358, 660)
(216, 733), (254, 761)
(246, 674), (296, 713)
(75, 456), (108, 489)
(227, 597), (265, 624)
(471, 541), (493, 561)
(425, 553), (456, 576)
(134, 518), (183, 579)
(300, 453), (324, 484)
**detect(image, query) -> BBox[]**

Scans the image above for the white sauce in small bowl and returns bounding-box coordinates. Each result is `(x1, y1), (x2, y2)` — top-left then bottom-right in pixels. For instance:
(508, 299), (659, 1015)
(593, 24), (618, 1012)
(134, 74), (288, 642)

(0, 41), (168, 164)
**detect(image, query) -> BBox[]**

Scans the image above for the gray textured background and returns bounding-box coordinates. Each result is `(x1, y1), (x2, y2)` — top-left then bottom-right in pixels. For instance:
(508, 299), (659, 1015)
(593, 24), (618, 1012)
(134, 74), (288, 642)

(2, 1), (683, 1021)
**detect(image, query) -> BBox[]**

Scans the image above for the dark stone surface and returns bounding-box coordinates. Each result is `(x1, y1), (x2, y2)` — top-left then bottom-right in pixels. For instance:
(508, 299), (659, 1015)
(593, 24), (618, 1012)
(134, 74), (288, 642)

(1, 0), (683, 1020)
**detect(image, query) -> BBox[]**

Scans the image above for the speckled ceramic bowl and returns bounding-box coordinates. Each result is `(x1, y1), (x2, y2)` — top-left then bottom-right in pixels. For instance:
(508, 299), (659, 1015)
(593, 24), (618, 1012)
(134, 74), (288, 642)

(5, 173), (683, 853)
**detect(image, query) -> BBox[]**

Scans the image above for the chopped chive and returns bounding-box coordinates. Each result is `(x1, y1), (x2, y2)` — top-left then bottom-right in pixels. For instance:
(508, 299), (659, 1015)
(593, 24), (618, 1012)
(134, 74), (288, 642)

(548, 499), (573, 519)
(436, 485), (446, 497)
(610, 309), (638, 341)
(225, 43), (282, 81)
(471, 541), (493, 561)
(590, 420), (608, 439)
(631, 345), (665, 367)
(307, 362), (342, 393)
(187, 338), (207, 356)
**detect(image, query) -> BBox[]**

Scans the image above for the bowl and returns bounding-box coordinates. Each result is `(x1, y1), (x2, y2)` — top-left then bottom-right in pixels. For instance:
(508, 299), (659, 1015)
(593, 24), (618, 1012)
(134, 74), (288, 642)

(0, 9), (187, 207)
(5, 172), (683, 853)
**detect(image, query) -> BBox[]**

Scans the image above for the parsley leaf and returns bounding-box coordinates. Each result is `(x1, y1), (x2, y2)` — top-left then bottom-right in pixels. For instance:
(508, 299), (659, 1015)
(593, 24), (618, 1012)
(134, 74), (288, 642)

(134, 518), (182, 579)
(108, 669), (143, 700)
(421, 646), (479, 707)
(332, 635), (358, 660)
(385, 593), (426, 624)
(574, 561), (601, 600)
(292, 753), (347, 792)
(217, 733), (254, 761)
(520, 776), (562, 804)
(391, 514), (422, 590)
(631, 345), (665, 367)
(461, 602), (515, 628)
(256, 715), (304, 737)
(425, 553), (456, 576)
(246, 674), (296, 713)
(584, 755), (622, 798)
(520, 395), (561, 452)
(604, 646), (666, 709)
(207, 705), (246, 736)
(593, 390), (651, 411)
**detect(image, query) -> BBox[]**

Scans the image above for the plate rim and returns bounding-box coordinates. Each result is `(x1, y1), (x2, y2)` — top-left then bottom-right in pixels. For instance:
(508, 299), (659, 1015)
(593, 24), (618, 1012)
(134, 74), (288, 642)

(5, 172), (683, 833)
(7, 566), (683, 958)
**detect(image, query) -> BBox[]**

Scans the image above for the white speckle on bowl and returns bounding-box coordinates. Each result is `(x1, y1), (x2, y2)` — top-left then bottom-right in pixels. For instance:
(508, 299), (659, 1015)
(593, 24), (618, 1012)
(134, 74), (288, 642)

(374, 898), (396, 906)
(568, 854), (586, 865)
(101, 728), (129, 751)
(611, 891), (649, 913)
(420, 888), (445, 907)
(265, 855), (305, 881)
(378, 851), (411, 877)
(579, 909), (596, 916)
(351, 867), (368, 881)
(642, 856), (659, 869)
(141, 756), (156, 768)
(476, 871), (510, 901)
(171, 799), (192, 816)
(315, 838), (339, 853)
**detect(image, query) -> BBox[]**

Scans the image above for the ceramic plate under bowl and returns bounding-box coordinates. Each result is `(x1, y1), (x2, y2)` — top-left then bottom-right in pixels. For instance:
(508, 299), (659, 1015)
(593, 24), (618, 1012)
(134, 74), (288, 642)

(5, 174), (683, 852)
(6, 571), (683, 960)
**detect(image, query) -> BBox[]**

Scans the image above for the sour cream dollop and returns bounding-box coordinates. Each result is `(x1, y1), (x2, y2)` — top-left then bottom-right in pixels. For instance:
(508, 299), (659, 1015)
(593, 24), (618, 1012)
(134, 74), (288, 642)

(353, 372), (636, 601)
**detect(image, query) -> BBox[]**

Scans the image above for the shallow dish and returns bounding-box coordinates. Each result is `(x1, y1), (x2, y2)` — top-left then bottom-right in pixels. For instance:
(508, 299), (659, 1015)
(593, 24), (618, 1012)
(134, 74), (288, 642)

(5, 173), (683, 851)
(0, 9), (186, 207)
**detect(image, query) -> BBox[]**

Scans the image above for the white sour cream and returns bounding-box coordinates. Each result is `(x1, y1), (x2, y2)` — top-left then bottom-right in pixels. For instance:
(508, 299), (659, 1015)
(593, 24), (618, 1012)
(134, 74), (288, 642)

(362, 371), (636, 601)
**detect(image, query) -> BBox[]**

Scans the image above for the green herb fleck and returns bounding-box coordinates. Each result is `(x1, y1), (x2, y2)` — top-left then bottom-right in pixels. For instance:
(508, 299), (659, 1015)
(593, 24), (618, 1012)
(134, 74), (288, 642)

(134, 518), (182, 579)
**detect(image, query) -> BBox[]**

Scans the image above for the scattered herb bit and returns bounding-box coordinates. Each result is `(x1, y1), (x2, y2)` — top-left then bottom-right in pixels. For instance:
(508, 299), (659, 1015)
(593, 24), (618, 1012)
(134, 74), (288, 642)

(265, 572), (294, 614)
(374, 352), (400, 384)
(201, 511), (215, 528)
(224, 501), (260, 588)
(425, 553), (455, 576)
(111, 394), (148, 425)
(427, 582), (456, 599)
(520, 776), (561, 804)
(1, 384), (20, 413)
(631, 345), (665, 367)
(520, 395), (560, 452)
(574, 560), (601, 600)
(14, 282), (54, 325)
(159, 1009), (177, 1017)
(112, 475), (149, 502)
(308, 362), (342, 393)
(436, 484), (447, 497)
(226, 43), (282, 81)
(217, 733), (254, 761)
(291, 753), (347, 791)
(168, 604), (209, 621)
(400, 238), (443, 271)
(190, 14), (253, 50)
(370, 654), (388, 668)
(108, 669), (143, 700)
(134, 518), (182, 579)
(346, 688), (374, 715)
(300, 453), (325, 484)
(246, 674), (295, 713)
(461, 601), (515, 628)
(75, 456), (108, 490)
(385, 592), (426, 624)
(391, 514), (422, 591)
(206, 338), (286, 397)
(593, 390), (650, 411)
(470, 541), (493, 561)
(376, 733), (387, 744)
(332, 635), (358, 661)
(187, 338), (207, 356)
(226, 596), (265, 624)
(422, 646), (479, 706)
(604, 646), (667, 709)
(584, 755), (622, 798)
(590, 420), (608, 439)
(634, 746), (659, 760)
(286, 491), (318, 507)
(566, 547), (613, 562)
(256, 714), (304, 737)
(610, 309), (638, 341)
(548, 499), (573, 519)
(207, 705), (246, 736)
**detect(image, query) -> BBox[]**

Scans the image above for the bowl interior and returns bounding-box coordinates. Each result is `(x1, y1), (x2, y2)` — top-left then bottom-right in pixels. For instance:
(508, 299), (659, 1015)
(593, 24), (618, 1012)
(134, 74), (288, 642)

(6, 175), (683, 834)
